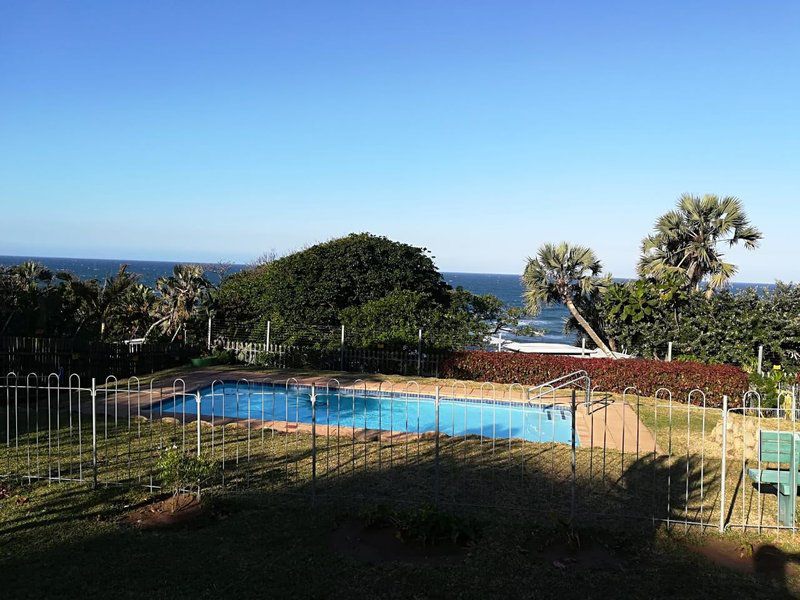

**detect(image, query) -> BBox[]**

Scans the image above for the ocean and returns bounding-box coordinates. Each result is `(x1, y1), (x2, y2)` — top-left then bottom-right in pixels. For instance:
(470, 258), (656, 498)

(1, 255), (772, 346)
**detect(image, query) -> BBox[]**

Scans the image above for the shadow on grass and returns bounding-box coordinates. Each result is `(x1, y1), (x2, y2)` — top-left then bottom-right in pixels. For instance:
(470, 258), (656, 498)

(2, 435), (798, 600)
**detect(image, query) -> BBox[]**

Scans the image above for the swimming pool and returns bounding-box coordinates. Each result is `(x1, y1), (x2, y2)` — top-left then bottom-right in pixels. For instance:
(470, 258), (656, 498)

(156, 382), (576, 444)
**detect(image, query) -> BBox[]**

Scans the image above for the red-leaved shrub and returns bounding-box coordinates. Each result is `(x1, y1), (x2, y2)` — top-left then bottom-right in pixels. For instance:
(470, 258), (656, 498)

(440, 351), (748, 407)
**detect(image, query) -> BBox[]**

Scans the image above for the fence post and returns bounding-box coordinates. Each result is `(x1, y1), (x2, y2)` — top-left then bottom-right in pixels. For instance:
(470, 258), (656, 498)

(757, 345), (764, 375)
(434, 385), (440, 507)
(340, 325), (345, 371)
(719, 394), (728, 533)
(266, 320), (271, 350)
(207, 316), (212, 351)
(570, 388), (577, 524)
(667, 341), (673, 362)
(91, 378), (98, 489)
(195, 391), (202, 456)
(417, 328), (423, 375)
(311, 383), (317, 505)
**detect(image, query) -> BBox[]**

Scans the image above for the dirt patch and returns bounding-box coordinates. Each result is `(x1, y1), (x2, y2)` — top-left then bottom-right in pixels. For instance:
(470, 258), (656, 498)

(329, 519), (468, 565)
(693, 538), (800, 583)
(124, 494), (207, 530)
(693, 539), (755, 574)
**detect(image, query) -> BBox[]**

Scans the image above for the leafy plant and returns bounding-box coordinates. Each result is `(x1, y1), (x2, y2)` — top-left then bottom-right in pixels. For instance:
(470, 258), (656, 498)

(748, 366), (786, 409)
(155, 446), (220, 511)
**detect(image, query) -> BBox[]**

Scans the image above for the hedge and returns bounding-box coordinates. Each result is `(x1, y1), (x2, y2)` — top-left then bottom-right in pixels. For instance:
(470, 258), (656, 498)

(440, 351), (748, 407)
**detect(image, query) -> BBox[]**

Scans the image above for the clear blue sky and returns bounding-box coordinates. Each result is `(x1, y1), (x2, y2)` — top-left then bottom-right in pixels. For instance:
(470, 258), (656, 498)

(1, 1), (798, 282)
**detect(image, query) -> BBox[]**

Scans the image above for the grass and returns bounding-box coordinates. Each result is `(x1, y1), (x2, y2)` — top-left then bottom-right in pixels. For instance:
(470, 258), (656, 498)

(3, 365), (800, 597)
(2, 479), (798, 599)
(0, 484), (793, 598)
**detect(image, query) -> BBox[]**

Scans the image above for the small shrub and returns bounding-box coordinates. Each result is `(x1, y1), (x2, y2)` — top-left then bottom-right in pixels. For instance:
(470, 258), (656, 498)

(155, 446), (220, 510)
(360, 504), (480, 547)
(211, 349), (234, 364)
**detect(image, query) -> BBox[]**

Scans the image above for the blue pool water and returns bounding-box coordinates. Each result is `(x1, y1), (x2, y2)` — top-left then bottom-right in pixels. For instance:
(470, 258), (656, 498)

(156, 383), (576, 444)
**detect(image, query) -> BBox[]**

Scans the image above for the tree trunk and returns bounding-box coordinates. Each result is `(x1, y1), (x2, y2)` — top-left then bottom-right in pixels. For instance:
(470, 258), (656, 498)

(0, 311), (15, 335)
(143, 316), (169, 341)
(564, 298), (614, 358)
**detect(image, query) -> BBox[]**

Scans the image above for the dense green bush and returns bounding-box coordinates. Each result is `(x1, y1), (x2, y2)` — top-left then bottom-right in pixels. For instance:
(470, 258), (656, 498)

(595, 280), (800, 370)
(217, 234), (450, 331)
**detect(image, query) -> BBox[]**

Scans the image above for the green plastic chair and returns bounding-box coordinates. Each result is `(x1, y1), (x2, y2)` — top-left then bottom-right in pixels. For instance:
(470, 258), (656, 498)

(747, 430), (799, 527)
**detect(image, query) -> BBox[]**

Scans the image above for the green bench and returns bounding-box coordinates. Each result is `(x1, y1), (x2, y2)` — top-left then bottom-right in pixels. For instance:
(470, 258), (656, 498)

(747, 430), (799, 527)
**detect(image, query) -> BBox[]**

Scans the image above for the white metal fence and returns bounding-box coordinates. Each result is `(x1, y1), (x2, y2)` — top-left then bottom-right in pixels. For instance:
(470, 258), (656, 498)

(2, 371), (798, 535)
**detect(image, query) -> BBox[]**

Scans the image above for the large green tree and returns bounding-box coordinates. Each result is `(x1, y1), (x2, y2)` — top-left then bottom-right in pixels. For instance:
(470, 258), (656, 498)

(217, 233), (507, 349)
(217, 234), (450, 330)
(522, 242), (613, 356)
(638, 194), (762, 293)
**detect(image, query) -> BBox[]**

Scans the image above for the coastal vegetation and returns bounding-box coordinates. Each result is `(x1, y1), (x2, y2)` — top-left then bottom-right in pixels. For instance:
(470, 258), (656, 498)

(0, 234), (522, 352)
(0, 261), (213, 342)
(526, 195), (798, 377)
(214, 233), (520, 350)
(2, 195), (796, 380)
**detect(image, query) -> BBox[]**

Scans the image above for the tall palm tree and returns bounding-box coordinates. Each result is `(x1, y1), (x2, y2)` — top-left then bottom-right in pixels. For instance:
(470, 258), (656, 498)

(144, 265), (210, 341)
(522, 242), (613, 357)
(638, 194), (762, 293)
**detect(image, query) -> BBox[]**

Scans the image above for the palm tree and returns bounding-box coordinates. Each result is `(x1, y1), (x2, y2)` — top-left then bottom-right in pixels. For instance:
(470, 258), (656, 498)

(638, 194), (762, 293)
(68, 265), (139, 339)
(11, 261), (53, 292)
(144, 265), (210, 342)
(117, 284), (157, 338)
(0, 262), (55, 335)
(522, 242), (613, 357)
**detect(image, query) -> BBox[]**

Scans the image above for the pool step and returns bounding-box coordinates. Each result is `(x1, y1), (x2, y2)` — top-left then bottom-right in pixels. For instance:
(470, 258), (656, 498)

(544, 409), (569, 421)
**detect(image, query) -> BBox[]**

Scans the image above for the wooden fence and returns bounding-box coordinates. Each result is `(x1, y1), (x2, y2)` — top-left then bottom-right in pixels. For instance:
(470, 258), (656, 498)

(0, 336), (196, 381)
(221, 338), (443, 377)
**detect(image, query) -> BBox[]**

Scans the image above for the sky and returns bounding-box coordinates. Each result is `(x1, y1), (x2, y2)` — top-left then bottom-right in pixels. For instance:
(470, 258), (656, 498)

(1, 1), (798, 282)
